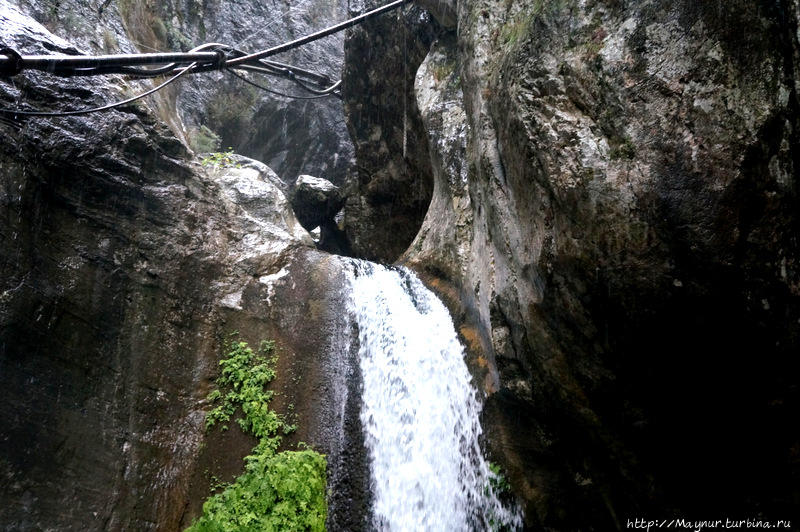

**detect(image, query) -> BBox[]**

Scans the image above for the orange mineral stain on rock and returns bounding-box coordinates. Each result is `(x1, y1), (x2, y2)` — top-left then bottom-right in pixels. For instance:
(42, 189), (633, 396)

(459, 325), (482, 353)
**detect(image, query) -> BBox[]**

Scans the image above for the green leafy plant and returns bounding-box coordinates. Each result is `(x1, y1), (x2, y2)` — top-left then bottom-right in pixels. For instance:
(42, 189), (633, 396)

(187, 340), (327, 532)
(486, 462), (516, 531)
(188, 125), (222, 154)
(201, 148), (240, 169)
(206, 473), (229, 494)
(488, 462), (512, 496)
(609, 135), (636, 160)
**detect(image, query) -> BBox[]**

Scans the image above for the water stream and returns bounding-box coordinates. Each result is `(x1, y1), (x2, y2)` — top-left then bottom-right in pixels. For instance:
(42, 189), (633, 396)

(345, 260), (521, 531)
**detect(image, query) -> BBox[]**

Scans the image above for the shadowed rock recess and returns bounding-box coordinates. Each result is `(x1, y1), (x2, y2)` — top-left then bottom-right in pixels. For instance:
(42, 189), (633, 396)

(341, 0), (439, 262)
(1, 0), (800, 530)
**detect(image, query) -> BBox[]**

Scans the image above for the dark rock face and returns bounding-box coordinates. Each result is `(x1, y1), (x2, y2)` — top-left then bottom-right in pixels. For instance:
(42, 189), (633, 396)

(415, 0), (456, 30)
(15, 0), (353, 185)
(291, 174), (345, 232)
(4, 0), (799, 529)
(156, 0), (354, 185)
(0, 5), (369, 531)
(341, 1), (438, 262)
(380, 0), (800, 529)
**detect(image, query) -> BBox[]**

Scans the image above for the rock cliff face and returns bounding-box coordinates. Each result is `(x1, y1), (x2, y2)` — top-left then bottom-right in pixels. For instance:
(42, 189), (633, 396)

(341, 1), (438, 261)
(4, 0), (800, 529)
(348, 0), (800, 528)
(151, 0), (353, 185)
(15, 0), (352, 185)
(0, 3), (368, 530)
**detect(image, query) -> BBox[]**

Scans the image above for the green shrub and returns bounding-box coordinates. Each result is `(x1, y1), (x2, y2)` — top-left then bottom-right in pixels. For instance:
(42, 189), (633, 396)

(201, 148), (240, 169)
(609, 136), (636, 160)
(486, 462), (516, 532)
(206, 86), (258, 146)
(187, 340), (327, 532)
(488, 462), (511, 496)
(190, 448), (327, 532)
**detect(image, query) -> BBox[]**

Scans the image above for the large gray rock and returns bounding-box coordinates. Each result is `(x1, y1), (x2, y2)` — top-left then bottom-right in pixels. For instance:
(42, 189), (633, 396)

(362, 0), (800, 528)
(291, 174), (345, 232)
(0, 4), (369, 530)
(12, 0), (354, 185)
(159, 0), (354, 185)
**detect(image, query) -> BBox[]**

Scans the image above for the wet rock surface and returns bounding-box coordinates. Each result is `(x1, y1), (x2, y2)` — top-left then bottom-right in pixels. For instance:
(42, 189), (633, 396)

(13, 0), (353, 185)
(341, 1), (438, 262)
(0, 3), (369, 530)
(291, 174), (345, 232)
(155, 0), (354, 185)
(381, 0), (800, 528)
(3, 0), (800, 529)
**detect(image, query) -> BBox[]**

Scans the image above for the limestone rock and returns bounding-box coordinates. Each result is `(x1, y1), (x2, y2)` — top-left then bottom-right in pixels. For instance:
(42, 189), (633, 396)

(0, 4), (368, 530)
(359, 0), (800, 528)
(291, 174), (345, 232)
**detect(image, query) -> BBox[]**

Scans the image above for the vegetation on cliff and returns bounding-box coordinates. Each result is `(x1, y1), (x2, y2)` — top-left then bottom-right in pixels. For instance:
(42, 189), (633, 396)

(187, 340), (327, 532)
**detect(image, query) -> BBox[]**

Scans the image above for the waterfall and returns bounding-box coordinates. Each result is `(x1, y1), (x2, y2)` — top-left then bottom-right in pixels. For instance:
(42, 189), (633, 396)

(345, 260), (522, 531)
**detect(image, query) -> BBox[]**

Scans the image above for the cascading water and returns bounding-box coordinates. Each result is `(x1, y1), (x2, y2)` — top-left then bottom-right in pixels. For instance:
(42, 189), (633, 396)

(345, 259), (522, 531)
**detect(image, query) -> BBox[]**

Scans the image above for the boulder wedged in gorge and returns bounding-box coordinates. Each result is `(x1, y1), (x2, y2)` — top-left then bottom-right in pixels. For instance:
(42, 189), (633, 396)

(291, 174), (346, 232)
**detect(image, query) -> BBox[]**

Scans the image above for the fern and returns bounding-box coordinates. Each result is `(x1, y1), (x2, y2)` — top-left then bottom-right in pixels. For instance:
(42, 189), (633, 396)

(188, 339), (327, 531)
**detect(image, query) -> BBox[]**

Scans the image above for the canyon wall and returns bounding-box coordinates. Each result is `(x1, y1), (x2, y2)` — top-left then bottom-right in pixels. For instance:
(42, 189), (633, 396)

(3, 0), (800, 529)
(0, 2), (367, 529)
(16, 0), (353, 185)
(346, 0), (800, 528)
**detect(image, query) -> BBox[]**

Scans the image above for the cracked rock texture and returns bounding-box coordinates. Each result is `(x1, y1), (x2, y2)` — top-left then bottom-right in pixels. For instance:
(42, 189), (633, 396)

(0, 2), (369, 530)
(4, 0), (800, 529)
(365, 0), (800, 528)
(14, 0), (353, 185)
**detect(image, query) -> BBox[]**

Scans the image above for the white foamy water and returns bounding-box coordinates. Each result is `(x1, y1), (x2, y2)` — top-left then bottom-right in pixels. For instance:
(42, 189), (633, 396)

(345, 260), (522, 531)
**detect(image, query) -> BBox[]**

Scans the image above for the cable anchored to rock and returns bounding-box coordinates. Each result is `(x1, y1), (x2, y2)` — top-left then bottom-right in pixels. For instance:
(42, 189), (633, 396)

(0, 0), (412, 118)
